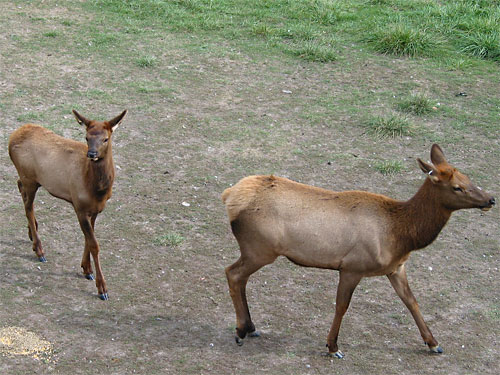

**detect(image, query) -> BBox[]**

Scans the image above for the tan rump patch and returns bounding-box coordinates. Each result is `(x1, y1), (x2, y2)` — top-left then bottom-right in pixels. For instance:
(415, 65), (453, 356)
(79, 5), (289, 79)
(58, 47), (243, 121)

(0, 326), (54, 362)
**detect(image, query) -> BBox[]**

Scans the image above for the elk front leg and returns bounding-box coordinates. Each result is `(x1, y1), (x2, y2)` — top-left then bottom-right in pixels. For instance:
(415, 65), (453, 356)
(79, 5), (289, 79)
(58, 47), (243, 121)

(80, 214), (97, 281)
(326, 271), (362, 359)
(387, 264), (442, 353)
(17, 179), (45, 262)
(77, 213), (108, 300)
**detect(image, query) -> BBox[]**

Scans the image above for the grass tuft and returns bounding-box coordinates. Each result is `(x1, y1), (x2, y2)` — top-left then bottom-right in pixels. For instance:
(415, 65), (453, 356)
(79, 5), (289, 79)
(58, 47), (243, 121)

(439, 56), (476, 71)
(153, 232), (184, 247)
(397, 94), (435, 115)
(310, 1), (341, 26)
(136, 55), (158, 68)
(252, 23), (275, 38)
(461, 32), (500, 61)
(288, 42), (337, 62)
(374, 160), (404, 175)
(43, 31), (58, 38)
(368, 24), (437, 57)
(365, 115), (415, 137)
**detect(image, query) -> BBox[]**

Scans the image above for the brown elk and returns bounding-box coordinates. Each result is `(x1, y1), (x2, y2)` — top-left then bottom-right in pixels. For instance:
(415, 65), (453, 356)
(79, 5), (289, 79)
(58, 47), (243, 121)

(8, 109), (127, 300)
(222, 144), (495, 358)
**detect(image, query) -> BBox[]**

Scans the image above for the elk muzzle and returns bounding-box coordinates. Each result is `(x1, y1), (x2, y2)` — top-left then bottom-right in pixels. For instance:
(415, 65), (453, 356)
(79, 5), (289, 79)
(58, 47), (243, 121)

(480, 196), (496, 212)
(87, 150), (99, 161)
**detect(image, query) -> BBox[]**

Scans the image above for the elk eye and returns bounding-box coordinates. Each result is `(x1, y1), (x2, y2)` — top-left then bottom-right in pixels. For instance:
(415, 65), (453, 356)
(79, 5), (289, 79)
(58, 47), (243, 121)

(103, 138), (109, 143)
(453, 186), (463, 192)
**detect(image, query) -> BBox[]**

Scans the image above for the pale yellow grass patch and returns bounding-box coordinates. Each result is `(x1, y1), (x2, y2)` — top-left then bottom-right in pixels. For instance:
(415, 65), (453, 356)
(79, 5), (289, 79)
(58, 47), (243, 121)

(0, 326), (53, 362)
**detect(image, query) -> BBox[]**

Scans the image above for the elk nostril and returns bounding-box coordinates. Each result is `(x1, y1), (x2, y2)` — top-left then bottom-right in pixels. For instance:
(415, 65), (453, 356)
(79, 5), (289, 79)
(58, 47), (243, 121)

(87, 151), (97, 158)
(490, 197), (496, 206)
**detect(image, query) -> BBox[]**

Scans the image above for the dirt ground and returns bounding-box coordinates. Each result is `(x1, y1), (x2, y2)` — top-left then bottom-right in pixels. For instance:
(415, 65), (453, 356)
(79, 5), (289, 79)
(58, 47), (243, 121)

(0, 2), (498, 374)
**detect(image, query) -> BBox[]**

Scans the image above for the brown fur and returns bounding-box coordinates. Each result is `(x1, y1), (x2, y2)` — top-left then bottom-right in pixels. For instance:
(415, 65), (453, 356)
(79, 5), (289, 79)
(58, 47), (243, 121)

(8, 110), (127, 300)
(222, 144), (495, 356)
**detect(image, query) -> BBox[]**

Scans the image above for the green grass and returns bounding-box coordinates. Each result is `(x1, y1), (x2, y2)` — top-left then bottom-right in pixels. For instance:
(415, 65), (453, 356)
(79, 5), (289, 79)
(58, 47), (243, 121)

(374, 160), (404, 175)
(136, 55), (158, 68)
(153, 232), (185, 247)
(90, 32), (118, 48)
(366, 23), (438, 57)
(84, 0), (500, 64)
(486, 305), (500, 321)
(461, 32), (500, 61)
(397, 94), (435, 115)
(43, 31), (58, 38)
(365, 115), (416, 138)
(288, 42), (337, 62)
(16, 112), (45, 123)
(252, 23), (275, 38)
(83, 89), (113, 100)
(131, 82), (176, 97)
(439, 56), (476, 71)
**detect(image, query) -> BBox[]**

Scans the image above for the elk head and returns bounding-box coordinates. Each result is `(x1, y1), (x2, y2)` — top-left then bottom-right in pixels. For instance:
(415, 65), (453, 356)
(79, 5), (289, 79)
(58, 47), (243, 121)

(72, 109), (127, 162)
(417, 144), (495, 211)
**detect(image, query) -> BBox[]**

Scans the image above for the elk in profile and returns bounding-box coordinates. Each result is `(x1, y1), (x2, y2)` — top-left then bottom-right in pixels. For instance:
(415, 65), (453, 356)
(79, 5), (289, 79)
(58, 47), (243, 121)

(9, 109), (127, 300)
(222, 144), (495, 357)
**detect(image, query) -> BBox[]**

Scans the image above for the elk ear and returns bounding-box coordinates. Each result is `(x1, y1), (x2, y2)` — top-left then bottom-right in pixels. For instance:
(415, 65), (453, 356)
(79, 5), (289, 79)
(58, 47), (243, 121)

(417, 158), (439, 183)
(72, 110), (91, 127)
(107, 110), (127, 132)
(430, 144), (447, 166)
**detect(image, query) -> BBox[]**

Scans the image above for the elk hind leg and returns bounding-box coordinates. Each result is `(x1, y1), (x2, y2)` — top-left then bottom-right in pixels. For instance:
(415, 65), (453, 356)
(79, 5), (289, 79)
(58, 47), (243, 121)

(17, 179), (45, 262)
(225, 252), (276, 345)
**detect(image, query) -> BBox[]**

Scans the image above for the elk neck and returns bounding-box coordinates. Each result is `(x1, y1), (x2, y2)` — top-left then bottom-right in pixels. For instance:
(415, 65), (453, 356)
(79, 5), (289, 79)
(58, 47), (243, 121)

(84, 146), (115, 197)
(393, 178), (452, 253)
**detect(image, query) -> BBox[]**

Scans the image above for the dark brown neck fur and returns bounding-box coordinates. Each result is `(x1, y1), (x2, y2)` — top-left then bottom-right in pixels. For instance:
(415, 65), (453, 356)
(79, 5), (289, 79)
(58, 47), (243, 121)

(392, 178), (452, 252)
(85, 149), (114, 197)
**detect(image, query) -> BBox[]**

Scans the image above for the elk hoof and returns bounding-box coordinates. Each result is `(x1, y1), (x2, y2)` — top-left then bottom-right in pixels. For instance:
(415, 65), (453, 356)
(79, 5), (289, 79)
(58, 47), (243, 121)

(333, 350), (345, 359)
(248, 330), (261, 338)
(429, 345), (443, 354)
(39, 256), (47, 263)
(327, 350), (344, 359)
(99, 293), (109, 301)
(85, 273), (95, 281)
(235, 336), (244, 346)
